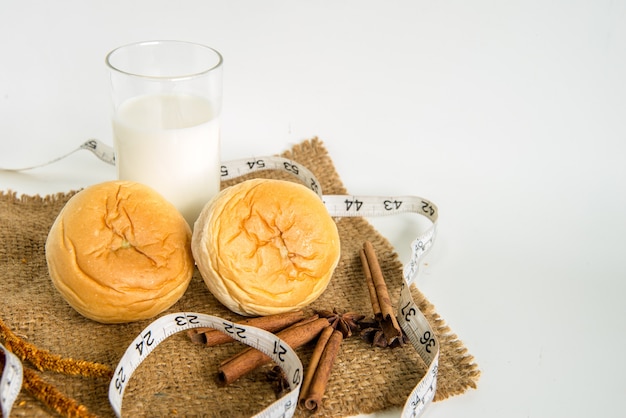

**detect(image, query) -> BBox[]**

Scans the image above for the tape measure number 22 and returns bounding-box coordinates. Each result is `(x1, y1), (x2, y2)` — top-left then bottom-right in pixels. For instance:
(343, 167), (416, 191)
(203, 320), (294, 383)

(0, 140), (440, 418)
(108, 313), (304, 418)
(108, 153), (440, 418)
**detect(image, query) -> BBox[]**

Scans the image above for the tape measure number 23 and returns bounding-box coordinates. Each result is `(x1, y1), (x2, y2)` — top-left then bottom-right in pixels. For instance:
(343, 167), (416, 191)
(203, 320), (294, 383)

(0, 140), (440, 418)
(108, 152), (440, 418)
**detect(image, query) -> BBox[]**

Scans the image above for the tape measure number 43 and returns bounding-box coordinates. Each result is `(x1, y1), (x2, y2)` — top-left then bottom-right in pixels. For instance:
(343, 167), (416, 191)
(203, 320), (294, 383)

(107, 155), (440, 418)
(1, 141), (440, 418)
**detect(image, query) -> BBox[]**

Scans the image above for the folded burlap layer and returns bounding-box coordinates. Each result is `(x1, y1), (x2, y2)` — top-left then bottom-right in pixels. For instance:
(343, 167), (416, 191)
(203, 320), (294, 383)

(0, 138), (479, 417)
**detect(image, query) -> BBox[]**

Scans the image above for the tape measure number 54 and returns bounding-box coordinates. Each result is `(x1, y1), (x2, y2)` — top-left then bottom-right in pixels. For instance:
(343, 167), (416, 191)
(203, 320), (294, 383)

(1, 141), (440, 418)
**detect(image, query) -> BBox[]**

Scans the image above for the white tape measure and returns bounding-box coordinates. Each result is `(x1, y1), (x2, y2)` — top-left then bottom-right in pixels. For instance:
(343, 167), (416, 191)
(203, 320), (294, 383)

(109, 313), (303, 418)
(1, 140), (440, 418)
(0, 343), (23, 418)
(214, 156), (440, 418)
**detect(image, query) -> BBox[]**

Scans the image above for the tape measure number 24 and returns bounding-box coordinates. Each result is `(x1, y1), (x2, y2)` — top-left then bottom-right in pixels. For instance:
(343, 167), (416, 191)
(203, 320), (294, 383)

(109, 313), (304, 418)
(108, 154), (440, 418)
(0, 140), (440, 418)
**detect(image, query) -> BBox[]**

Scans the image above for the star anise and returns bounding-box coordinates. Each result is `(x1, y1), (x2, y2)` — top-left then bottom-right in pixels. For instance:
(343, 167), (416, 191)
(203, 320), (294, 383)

(358, 316), (409, 348)
(266, 365), (290, 398)
(358, 317), (389, 348)
(316, 308), (365, 338)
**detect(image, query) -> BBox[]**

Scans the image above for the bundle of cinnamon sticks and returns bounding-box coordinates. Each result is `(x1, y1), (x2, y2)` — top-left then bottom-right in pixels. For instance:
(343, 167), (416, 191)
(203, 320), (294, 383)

(359, 241), (406, 348)
(188, 240), (404, 412)
(189, 309), (343, 411)
(217, 314), (329, 386)
(298, 324), (343, 411)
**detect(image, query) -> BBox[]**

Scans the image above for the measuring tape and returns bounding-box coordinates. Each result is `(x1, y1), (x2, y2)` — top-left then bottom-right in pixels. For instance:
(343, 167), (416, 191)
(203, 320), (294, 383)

(1, 139), (439, 418)
(109, 313), (303, 418)
(0, 343), (23, 418)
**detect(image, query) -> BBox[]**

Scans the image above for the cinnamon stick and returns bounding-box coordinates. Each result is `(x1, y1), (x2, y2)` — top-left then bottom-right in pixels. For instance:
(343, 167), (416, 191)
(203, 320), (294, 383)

(298, 325), (334, 407)
(361, 241), (404, 347)
(359, 248), (381, 318)
(217, 316), (329, 386)
(188, 310), (306, 346)
(300, 329), (343, 412)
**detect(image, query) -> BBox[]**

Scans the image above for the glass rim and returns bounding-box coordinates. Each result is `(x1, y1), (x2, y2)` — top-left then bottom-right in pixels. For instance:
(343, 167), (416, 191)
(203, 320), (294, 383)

(105, 40), (223, 81)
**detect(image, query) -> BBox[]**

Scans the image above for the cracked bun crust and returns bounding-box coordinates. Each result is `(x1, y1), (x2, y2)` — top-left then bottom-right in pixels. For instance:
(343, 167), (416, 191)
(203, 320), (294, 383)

(192, 179), (341, 316)
(45, 181), (194, 324)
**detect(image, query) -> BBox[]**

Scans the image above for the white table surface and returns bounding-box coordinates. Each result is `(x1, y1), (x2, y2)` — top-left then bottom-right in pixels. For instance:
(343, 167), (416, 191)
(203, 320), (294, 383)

(2, 1), (625, 417)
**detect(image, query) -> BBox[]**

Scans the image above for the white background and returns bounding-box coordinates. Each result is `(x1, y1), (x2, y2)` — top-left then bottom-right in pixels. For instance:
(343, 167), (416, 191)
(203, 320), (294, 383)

(1, 1), (625, 417)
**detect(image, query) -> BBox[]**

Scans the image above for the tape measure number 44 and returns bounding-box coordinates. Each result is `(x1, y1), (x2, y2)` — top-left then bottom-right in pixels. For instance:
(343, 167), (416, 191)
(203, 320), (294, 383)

(1, 140), (440, 418)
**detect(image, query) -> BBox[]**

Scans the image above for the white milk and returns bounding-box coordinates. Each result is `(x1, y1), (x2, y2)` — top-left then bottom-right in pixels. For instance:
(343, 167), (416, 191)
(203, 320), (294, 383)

(113, 93), (220, 226)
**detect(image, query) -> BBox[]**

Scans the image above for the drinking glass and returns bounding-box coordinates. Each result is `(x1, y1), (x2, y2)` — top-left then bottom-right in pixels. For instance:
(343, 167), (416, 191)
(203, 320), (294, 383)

(106, 40), (223, 226)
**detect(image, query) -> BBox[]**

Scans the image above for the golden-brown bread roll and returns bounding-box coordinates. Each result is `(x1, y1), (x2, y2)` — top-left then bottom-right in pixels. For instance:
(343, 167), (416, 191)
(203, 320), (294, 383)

(45, 181), (194, 324)
(192, 178), (341, 316)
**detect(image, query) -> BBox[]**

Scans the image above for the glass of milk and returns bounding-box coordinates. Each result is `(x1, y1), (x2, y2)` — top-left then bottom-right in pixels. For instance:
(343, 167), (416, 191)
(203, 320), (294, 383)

(106, 40), (222, 227)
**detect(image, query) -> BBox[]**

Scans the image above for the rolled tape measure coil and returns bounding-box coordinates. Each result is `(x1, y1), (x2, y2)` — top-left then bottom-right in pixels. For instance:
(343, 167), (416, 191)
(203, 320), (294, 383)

(0, 140), (440, 418)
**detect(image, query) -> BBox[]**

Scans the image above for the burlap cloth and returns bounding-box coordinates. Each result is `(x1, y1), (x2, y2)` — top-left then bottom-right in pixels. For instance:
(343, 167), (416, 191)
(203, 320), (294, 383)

(0, 138), (479, 417)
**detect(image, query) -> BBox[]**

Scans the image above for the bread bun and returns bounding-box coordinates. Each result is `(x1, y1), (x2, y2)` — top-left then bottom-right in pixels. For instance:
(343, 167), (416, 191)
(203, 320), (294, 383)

(192, 179), (340, 316)
(45, 181), (194, 324)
